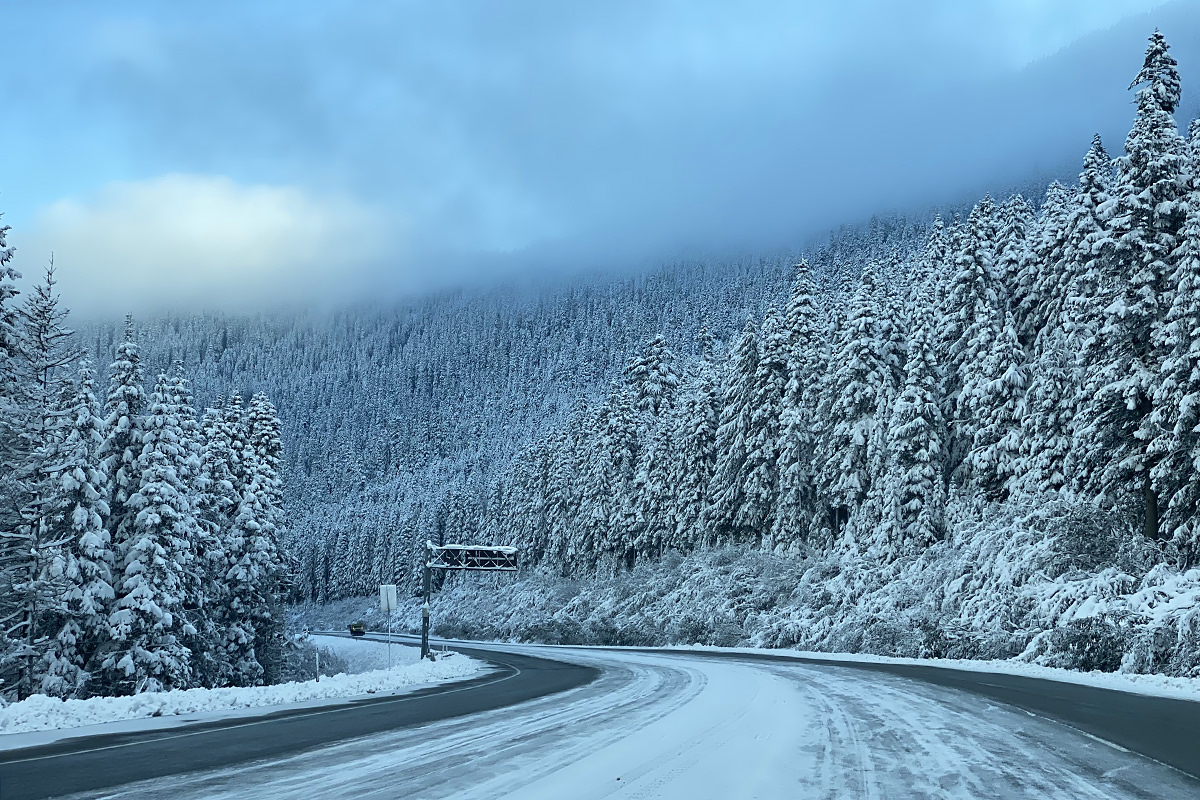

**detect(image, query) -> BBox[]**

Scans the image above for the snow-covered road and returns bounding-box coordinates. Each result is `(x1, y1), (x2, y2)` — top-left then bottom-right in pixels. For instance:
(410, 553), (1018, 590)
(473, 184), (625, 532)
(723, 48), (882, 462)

(71, 646), (1200, 799)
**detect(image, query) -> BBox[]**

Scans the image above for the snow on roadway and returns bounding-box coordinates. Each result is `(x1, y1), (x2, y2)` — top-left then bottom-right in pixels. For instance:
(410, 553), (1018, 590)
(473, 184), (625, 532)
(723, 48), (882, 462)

(581, 642), (1200, 705)
(0, 636), (481, 748)
(75, 645), (1200, 800)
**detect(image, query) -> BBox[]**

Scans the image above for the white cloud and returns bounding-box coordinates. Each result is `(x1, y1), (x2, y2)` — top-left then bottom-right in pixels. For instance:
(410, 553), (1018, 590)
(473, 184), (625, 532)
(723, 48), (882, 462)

(14, 174), (392, 317)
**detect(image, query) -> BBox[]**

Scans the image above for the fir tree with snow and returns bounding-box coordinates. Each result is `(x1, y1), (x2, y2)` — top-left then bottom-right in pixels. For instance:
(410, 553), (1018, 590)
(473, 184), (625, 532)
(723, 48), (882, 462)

(1060, 136), (1115, 359)
(1075, 31), (1187, 538)
(625, 335), (680, 416)
(667, 338), (721, 552)
(0, 213), (22, 700)
(1147, 119), (1200, 561)
(99, 317), (148, 556)
(1015, 332), (1077, 499)
(703, 321), (759, 545)
(10, 263), (79, 699)
(940, 198), (1002, 483)
(771, 262), (824, 548)
(244, 392), (286, 683)
(630, 411), (675, 560)
(910, 216), (948, 303)
(816, 264), (891, 539)
(962, 311), (1027, 502)
(885, 304), (946, 553)
(105, 373), (198, 694)
(739, 308), (789, 547)
(37, 366), (113, 698)
(996, 194), (1034, 294)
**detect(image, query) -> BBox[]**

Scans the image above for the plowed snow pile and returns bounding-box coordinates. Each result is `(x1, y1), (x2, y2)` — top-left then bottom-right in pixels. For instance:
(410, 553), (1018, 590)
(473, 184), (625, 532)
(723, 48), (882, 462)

(0, 639), (480, 736)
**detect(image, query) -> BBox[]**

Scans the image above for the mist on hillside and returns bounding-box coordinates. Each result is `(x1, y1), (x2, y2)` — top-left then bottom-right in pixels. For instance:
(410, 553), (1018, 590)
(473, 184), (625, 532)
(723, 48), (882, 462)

(1, 0), (1197, 317)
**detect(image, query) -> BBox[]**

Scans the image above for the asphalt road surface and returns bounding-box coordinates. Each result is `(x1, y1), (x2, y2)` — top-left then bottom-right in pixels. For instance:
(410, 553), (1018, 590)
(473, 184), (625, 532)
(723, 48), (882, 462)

(0, 641), (597, 800)
(644, 647), (1200, 781)
(3, 636), (1199, 799)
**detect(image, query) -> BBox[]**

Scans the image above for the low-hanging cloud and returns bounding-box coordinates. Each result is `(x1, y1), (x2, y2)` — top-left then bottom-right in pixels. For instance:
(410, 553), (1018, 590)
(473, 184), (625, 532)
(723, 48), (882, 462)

(16, 174), (393, 318)
(2, 0), (1198, 314)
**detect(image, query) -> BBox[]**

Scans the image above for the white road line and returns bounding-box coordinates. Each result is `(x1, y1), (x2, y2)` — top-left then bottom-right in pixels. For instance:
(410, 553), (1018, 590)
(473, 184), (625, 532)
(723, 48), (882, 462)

(2, 662), (519, 765)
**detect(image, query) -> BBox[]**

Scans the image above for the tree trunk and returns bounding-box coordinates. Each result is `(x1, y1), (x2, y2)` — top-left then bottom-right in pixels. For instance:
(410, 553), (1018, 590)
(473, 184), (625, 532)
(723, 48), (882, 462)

(1144, 471), (1159, 540)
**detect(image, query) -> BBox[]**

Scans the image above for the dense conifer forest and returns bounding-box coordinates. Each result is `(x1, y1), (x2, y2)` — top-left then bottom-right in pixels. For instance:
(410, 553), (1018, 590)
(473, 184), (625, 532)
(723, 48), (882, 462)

(304, 33), (1200, 676)
(0, 257), (287, 700)
(25, 32), (1200, 680)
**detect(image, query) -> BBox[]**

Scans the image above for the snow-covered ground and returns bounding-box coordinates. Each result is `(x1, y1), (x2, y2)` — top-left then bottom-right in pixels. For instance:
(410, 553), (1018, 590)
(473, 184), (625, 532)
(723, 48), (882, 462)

(312, 634), (424, 674)
(0, 637), (481, 749)
(83, 644), (1200, 800)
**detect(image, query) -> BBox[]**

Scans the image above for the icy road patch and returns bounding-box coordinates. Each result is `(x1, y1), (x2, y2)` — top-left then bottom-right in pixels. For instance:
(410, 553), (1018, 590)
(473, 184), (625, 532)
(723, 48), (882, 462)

(82, 645), (1200, 800)
(0, 637), (480, 748)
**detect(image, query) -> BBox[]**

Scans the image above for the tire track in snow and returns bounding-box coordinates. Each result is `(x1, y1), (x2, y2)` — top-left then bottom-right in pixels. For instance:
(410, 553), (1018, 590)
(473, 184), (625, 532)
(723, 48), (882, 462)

(788, 663), (1185, 799)
(68, 651), (701, 800)
(63, 646), (1200, 800)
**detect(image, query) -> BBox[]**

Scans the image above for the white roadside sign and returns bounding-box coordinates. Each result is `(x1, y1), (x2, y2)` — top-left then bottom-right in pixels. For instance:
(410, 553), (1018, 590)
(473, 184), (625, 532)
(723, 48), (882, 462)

(380, 583), (398, 613)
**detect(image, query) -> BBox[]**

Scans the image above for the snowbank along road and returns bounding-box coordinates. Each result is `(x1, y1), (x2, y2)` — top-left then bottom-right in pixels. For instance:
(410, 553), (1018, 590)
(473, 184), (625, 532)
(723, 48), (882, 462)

(0, 643), (594, 800)
(12, 634), (1200, 800)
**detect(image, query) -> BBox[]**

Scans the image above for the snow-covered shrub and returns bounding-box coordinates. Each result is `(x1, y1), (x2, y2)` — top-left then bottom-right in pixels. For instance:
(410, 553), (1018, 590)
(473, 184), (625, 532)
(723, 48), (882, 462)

(1030, 616), (1128, 672)
(1119, 565), (1200, 676)
(290, 498), (1200, 678)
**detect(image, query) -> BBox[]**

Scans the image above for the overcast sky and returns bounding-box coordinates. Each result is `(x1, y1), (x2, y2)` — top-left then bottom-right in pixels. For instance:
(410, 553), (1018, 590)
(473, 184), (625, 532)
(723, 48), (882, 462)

(1, 0), (1197, 317)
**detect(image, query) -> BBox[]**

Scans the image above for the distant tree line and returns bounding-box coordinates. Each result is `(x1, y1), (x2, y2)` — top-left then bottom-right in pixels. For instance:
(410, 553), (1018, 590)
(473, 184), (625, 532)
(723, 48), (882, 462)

(0, 253), (286, 700)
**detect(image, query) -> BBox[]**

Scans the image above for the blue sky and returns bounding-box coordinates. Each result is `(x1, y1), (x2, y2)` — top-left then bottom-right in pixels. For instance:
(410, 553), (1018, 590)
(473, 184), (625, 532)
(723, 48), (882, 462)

(0, 0), (1195, 316)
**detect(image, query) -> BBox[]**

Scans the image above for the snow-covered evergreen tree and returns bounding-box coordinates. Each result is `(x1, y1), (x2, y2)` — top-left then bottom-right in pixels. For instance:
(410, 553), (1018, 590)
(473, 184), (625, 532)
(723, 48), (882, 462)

(772, 263), (824, 548)
(100, 317), (148, 555)
(0, 216), (22, 700)
(910, 216), (948, 302)
(700, 323), (758, 544)
(625, 335), (679, 416)
(939, 198), (1002, 483)
(741, 308), (788, 547)
(885, 304), (945, 553)
(105, 373), (197, 694)
(631, 412), (675, 559)
(223, 394), (251, 500)
(1015, 332), (1077, 499)
(703, 321), (759, 545)
(1148, 119), (1200, 560)
(244, 392), (286, 683)
(10, 263), (78, 699)
(816, 264), (891, 540)
(962, 311), (1027, 502)
(1060, 136), (1114, 359)
(996, 194), (1034, 293)
(668, 336), (721, 552)
(1013, 184), (1070, 350)
(1075, 31), (1187, 537)
(38, 366), (112, 697)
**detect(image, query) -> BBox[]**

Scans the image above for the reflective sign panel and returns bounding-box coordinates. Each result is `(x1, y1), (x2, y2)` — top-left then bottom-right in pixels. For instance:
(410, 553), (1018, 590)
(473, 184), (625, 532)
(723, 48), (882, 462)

(427, 543), (519, 571)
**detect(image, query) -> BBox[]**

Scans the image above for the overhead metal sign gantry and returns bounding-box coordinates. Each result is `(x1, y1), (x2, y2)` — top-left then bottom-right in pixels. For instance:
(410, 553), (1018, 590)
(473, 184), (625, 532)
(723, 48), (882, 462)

(427, 544), (519, 572)
(421, 541), (519, 659)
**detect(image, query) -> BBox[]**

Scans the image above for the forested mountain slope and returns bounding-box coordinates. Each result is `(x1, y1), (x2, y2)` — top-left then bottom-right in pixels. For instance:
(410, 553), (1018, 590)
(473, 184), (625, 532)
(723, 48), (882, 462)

(84, 30), (1200, 679)
(83, 223), (925, 599)
(299, 32), (1200, 678)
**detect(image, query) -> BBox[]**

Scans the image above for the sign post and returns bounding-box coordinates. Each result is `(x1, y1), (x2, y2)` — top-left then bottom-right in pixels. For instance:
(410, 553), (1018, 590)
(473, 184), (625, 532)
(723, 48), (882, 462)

(380, 584), (398, 669)
(421, 563), (432, 660)
(421, 541), (519, 660)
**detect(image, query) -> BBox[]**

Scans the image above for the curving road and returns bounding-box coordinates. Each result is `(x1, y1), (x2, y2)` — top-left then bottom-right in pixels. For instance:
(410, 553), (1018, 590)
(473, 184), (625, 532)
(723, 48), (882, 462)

(4, 636), (1200, 799)
(0, 642), (596, 800)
